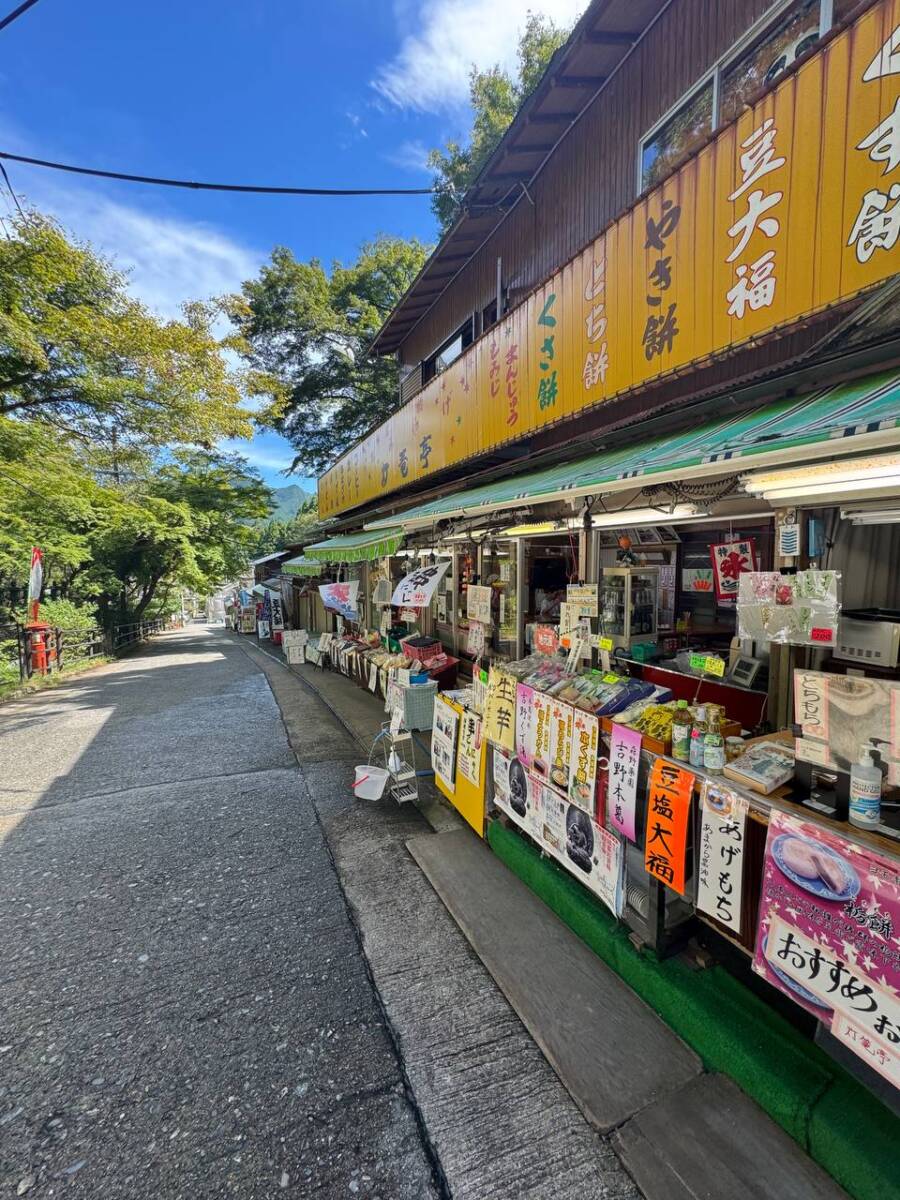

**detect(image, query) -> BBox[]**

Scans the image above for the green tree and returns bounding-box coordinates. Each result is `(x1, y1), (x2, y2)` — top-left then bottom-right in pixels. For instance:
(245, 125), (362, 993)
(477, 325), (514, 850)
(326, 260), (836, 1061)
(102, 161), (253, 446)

(428, 13), (571, 232)
(0, 214), (253, 450)
(228, 235), (429, 476)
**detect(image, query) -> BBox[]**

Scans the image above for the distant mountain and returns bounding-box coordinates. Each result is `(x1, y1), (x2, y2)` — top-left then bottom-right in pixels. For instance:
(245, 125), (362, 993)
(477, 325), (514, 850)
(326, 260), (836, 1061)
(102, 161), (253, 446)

(269, 484), (314, 522)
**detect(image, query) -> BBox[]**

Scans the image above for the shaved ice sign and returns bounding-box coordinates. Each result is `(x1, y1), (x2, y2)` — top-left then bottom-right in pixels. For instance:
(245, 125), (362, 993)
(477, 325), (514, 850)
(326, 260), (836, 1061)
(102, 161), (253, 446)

(319, 581), (359, 622)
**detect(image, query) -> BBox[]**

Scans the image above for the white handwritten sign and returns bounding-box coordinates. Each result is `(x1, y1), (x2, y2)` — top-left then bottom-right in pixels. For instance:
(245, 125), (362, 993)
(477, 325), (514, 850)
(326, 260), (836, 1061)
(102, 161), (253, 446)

(696, 782), (747, 934)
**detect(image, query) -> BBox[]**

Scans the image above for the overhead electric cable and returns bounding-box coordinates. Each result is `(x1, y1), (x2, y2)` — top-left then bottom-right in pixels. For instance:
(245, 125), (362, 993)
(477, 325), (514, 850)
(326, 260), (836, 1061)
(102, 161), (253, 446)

(0, 160), (25, 218)
(0, 0), (40, 33)
(0, 150), (439, 196)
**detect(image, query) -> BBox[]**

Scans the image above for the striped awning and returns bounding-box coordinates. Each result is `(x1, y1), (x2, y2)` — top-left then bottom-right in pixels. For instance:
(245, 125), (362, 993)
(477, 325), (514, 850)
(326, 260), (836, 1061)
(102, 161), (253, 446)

(280, 555), (324, 577)
(366, 371), (900, 530)
(304, 527), (404, 563)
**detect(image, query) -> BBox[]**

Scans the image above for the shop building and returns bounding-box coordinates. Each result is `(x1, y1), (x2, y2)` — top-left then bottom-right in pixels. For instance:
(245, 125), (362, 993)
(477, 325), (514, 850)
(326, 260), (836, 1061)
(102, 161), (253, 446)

(271, 0), (900, 1182)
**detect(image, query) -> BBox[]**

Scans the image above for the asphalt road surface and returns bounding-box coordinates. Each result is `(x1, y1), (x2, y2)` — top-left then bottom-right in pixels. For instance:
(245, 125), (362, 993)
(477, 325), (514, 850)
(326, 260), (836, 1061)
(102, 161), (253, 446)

(0, 628), (639, 1199)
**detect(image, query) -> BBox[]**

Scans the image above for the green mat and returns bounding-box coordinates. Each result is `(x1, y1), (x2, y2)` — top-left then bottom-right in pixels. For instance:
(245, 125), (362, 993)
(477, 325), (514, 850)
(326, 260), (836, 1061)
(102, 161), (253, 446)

(487, 820), (899, 1200)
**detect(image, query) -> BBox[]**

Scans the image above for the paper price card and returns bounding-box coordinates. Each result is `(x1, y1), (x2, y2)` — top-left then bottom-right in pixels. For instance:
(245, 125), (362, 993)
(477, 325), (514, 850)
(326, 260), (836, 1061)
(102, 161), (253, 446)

(568, 708), (599, 815)
(515, 684), (535, 769)
(644, 759), (694, 895)
(608, 723), (642, 841)
(696, 782), (747, 934)
(566, 583), (599, 618)
(690, 653), (725, 677)
(483, 668), (517, 753)
(531, 689), (553, 778)
(598, 636), (613, 652)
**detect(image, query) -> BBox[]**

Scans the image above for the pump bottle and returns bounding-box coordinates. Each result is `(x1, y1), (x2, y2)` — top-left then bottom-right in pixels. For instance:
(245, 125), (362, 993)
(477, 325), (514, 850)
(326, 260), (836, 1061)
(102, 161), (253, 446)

(849, 743), (882, 830)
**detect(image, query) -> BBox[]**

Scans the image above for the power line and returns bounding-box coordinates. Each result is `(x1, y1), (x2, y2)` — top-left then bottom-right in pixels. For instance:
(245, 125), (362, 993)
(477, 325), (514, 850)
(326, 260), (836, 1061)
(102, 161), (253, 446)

(0, 149), (438, 197)
(0, 160), (25, 218)
(0, 0), (40, 34)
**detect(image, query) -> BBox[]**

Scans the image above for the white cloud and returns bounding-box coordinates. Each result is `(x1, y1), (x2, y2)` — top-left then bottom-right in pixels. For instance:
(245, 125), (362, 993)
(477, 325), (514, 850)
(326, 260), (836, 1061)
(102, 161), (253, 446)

(373, 0), (589, 113)
(384, 138), (432, 174)
(5, 159), (260, 319)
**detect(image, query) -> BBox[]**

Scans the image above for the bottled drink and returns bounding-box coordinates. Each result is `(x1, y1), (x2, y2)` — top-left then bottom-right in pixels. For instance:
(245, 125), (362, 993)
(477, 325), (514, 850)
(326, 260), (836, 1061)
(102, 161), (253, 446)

(704, 711), (725, 775)
(671, 700), (691, 762)
(689, 706), (707, 770)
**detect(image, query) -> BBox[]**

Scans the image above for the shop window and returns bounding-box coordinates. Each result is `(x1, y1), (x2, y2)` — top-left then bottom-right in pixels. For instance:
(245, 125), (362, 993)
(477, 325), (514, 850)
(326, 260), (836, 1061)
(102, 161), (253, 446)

(639, 1), (834, 192)
(422, 318), (474, 384)
(482, 299), (498, 333)
(719, 0), (820, 124)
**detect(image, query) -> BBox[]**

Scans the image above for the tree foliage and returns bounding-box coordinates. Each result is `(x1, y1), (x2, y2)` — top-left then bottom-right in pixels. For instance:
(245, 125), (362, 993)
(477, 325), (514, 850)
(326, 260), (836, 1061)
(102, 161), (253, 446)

(227, 235), (430, 476)
(428, 13), (571, 232)
(0, 210), (271, 627)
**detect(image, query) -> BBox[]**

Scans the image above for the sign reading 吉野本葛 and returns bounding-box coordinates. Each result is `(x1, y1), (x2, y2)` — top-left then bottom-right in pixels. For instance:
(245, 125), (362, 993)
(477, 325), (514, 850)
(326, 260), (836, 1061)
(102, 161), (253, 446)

(696, 782), (748, 934)
(753, 810), (900, 1090)
(319, 581), (359, 622)
(608, 723), (642, 841)
(319, 1), (900, 520)
(644, 759), (694, 894)
(466, 585), (492, 625)
(392, 559), (450, 609)
(483, 668), (517, 753)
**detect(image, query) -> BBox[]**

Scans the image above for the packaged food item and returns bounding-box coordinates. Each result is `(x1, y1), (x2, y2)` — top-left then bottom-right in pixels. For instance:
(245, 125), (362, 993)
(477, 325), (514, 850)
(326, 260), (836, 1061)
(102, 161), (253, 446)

(725, 736), (745, 761)
(703, 710), (725, 775)
(724, 741), (794, 793)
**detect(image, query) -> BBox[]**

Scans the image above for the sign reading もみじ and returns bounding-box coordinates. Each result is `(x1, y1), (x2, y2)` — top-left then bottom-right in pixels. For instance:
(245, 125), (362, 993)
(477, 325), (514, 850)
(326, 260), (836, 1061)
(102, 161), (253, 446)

(754, 811), (900, 1089)
(319, 0), (900, 519)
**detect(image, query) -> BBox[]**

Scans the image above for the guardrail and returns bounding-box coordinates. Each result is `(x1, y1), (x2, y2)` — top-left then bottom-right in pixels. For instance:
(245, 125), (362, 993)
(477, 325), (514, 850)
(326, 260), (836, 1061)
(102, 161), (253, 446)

(0, 617), (168, 686)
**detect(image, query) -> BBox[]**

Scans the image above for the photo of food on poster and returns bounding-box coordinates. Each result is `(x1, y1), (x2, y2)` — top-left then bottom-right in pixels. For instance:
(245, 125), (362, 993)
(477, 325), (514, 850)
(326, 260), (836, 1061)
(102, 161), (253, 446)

(753, 811), (900, 1089)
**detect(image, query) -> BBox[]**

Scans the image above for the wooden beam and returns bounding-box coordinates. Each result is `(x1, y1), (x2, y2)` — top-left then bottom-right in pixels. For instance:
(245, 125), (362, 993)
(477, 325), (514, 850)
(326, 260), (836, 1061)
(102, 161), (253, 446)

(584, 29), (639, 45)
(554, 75), (607, 88)
(482, 170), (533, 182)
(527, 112), (579, 124)
(505, 142), (555, 154)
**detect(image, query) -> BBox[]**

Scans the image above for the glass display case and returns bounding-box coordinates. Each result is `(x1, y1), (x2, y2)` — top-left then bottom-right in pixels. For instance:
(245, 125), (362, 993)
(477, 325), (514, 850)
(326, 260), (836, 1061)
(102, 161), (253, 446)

(600, 566), (660, 650)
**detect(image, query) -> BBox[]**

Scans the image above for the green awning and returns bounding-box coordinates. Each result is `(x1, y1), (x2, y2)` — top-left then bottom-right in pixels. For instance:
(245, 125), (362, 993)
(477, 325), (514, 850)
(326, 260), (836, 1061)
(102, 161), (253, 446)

(304, 527), (404, 562)
(367, 371), (900, 530)
(281, 555), (324, 577)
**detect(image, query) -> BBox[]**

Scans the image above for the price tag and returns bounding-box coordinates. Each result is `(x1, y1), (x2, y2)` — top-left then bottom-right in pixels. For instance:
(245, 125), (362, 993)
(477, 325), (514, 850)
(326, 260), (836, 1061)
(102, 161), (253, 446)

(602, 673), (620, 684)
(689, 653), (705, 671)
(598, 636), (613, 652)
(704, 655), (726, 678)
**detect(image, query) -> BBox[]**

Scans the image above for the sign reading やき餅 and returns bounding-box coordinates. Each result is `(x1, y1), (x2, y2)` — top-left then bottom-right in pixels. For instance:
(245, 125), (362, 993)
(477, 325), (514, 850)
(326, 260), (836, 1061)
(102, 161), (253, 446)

(319, 0), (900, 518)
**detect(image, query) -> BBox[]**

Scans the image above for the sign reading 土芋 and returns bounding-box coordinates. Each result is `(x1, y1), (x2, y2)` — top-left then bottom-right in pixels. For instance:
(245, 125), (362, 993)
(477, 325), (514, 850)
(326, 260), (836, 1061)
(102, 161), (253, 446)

(319, 1), (900, 519)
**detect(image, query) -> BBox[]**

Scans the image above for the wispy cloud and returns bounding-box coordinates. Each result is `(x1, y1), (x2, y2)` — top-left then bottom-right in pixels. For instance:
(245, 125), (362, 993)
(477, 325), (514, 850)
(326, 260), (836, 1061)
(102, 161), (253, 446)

(384, 138), (432, 174)
(373, 0), (588, 113)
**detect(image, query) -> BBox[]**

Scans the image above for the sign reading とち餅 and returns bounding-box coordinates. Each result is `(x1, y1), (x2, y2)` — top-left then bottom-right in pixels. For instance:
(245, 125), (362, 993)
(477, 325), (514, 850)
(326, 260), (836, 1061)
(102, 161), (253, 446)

(319, 1), (900, 519)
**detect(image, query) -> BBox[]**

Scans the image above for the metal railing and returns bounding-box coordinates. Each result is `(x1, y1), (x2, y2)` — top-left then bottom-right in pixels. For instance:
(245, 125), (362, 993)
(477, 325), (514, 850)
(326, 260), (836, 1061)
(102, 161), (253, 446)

(0, 617), (168, 686)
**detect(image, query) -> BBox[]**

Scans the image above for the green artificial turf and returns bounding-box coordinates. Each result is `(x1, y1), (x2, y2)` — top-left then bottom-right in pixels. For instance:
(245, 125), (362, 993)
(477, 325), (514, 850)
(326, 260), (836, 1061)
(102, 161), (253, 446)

(487, 819), (899, 1200)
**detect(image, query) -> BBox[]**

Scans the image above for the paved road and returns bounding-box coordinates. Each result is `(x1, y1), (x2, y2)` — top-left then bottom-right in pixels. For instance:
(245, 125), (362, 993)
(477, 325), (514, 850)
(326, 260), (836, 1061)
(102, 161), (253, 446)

(0, 628), (639, 1200)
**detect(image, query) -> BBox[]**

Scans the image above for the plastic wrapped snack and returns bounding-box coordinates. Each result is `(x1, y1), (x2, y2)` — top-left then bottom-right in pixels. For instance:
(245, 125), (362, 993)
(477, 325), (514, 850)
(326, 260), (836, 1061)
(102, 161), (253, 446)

(738, 570), (841, 646)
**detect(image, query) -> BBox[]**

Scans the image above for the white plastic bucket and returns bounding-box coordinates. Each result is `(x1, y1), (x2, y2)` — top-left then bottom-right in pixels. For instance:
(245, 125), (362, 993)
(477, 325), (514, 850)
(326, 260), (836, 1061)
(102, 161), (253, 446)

(353, 765), (389, 801)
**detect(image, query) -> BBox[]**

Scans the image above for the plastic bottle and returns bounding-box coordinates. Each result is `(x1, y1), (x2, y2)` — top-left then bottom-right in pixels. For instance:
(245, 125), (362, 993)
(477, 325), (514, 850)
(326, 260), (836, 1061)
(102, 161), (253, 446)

(849, 743), (882, 829)
(689, 706), (707, 770)
(672, 700), (692, 762)
(703, 711), (725, 775)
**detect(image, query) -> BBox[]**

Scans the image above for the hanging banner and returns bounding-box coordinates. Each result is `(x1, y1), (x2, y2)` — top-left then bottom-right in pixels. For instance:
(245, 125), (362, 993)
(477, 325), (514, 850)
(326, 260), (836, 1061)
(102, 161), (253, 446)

(456, 709), (483, 788)
(392, 559), (450, 608)
(608, 723), (642, 841)
(566, 583), (599, 618)
(644, 759), (694, 894)
(483, 667), (517, 752)
(515, 684), (536, 769)
(466, 584), (492, 624)
(531, 689), (553, 778)
(710, 539), (758, 603)
(534, 785), (624, 918)
(318, 581), (359, 622)
(568, 708), (599, 815)
(696, 782), (748, 934)
(27, 546), (43, 621)
(753, 811), (900, 1090)
(431, 695), (460, 792)
(269, 594), (284, 632)
(533, 625), (560, 655)
(548, 701), (574, 794)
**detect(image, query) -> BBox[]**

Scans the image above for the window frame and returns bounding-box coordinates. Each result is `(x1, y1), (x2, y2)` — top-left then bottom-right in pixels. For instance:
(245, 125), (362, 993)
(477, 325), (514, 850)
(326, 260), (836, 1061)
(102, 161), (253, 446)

(421, 317), (474, 383)
(637, 0), (836, 194)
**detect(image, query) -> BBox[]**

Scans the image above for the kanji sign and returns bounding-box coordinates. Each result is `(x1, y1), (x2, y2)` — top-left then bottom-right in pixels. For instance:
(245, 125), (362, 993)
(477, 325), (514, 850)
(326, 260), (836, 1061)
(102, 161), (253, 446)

(710, 538), (757, 602)
(644, 758), (694, 894)
(318, 581), (359, 622)
(483, 668), (517, 753)
(392, 559), (450, 608)
(466, 585), (492, 625)
(568, 708), (599, 815)
(696, 782), (748, 934)
(320, 2), (900, 520)
(534, 625), (560, 655)
(608, 723), (641, 841)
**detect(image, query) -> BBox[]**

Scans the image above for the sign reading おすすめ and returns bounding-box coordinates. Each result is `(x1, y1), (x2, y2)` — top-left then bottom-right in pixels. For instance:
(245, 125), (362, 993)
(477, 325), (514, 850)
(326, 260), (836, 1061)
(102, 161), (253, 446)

(319, 0), (900, 519)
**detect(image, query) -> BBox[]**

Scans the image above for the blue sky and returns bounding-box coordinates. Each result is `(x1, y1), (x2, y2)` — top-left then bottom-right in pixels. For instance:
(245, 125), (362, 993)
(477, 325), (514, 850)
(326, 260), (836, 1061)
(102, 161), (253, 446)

(1, 0), (586, 491)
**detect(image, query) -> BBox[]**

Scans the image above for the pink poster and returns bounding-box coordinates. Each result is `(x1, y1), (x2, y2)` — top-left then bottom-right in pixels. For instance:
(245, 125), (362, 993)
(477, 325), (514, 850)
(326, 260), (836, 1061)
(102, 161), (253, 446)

(753, 811), (900, 1090)
(607, 723), (642, 842)
(530, 689), (553, 779)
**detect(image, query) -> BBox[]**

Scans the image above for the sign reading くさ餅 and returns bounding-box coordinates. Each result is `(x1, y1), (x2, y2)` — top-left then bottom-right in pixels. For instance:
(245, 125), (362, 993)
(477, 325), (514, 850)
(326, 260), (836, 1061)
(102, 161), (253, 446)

(319, 0), (900, 520)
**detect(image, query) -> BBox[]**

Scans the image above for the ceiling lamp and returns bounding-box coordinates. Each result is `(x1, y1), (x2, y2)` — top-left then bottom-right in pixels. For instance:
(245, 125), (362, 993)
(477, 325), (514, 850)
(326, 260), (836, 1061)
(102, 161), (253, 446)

(742, 453), (900, 503)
